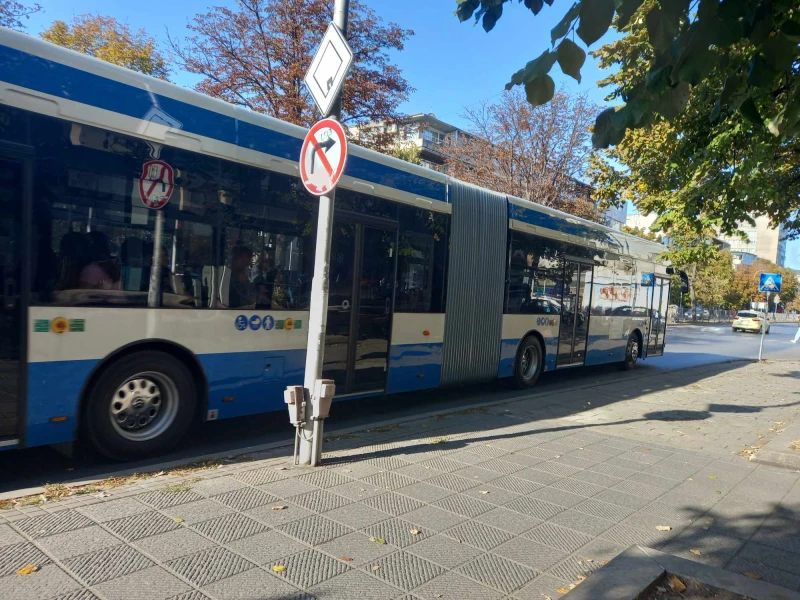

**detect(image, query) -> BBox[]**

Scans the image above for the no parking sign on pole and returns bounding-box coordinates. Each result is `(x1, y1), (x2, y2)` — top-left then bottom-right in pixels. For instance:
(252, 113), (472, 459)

(299, 118), (348, 196)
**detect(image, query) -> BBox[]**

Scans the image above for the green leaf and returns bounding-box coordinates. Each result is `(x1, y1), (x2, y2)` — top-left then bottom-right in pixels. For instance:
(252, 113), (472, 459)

(762, 34), (796, 72)
(557, 39), (586, 82)
(676, 48), (715, 85)
(616, 0), (644, 29)
(654, 82), (690, 119)
(455, 0), (481, 22)
(739, 97), (762, 126)
(645, 64), (671, 94)
(611, 99), (649, 129)
(592, 107), (616, 148)
(709, 75), (741, 122)
(747, 55), (777, 89)
(646, 7), (678, 52)
(524, 0), (545, 15)
(506, 49), (558, 89)
(524, 74), (556, 106)
(710, 14), (743, 46)
(482, 4), (504, 32)
(577, 0), (615, 46)
(551, 2), (580, 45)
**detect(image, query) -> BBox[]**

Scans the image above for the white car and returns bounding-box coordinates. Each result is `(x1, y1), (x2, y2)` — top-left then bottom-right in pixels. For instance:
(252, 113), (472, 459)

(732, 311), (770, 334)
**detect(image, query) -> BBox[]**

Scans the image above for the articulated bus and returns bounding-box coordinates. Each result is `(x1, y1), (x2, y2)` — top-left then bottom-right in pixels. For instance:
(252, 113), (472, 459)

(0, 29), (670, 459)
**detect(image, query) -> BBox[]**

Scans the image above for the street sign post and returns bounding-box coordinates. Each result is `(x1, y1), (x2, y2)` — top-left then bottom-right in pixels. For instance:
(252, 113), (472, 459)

(292, 0), (351, 468)
(304, 21), (353, 117)
(758, 273), (782, 361)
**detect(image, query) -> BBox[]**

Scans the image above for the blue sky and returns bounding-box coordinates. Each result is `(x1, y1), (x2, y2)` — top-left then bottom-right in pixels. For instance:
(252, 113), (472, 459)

(23, 0), (800, 268)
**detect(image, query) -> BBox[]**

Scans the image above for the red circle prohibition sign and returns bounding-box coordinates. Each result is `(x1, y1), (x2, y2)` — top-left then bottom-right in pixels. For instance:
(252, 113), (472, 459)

(299, 118), (348, 196)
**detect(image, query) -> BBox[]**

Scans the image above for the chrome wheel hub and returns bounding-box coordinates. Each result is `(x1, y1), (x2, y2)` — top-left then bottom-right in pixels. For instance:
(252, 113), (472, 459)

(109, 372), (178, 441)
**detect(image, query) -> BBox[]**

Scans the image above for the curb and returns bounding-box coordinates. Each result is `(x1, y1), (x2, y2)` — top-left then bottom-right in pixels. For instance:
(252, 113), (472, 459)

(0, 359), (755, 501)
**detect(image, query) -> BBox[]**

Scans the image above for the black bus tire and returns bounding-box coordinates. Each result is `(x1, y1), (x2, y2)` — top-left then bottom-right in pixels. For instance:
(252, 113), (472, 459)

(515, 336), (543, 389)
(618, 333), (641, 371)
(85, 351), (196, 461)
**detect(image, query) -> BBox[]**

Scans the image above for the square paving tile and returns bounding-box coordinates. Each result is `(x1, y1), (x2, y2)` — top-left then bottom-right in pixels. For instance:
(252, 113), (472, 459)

(162, 499), (233, 525)
(462, 485), (520, 507)
(296, 470), (353, 489)
(477, 458), (527, 475)
(94, 565), (190, 600)
(489, 475), (543, 496)
(550, 478), (606, 499)
(363, 472), (419, 491)
(425, 473), (477, 493)
(76, 498), (150, 522)
(432, 494), (494, 518)
(413, 571), (502, 600)
(292, 489), (352, 513)
(310, 569), (398, 600)
(736, 541), (800, 576)
(396, 482), (454, 503)
(0, 524), (24, 547)
(233, 466), (290, 487)
(324, 503), (391, 529)
(594, 489), (650, 510)
(524, 522), (594, 553)
(270, 548), (350, 589)
(166, 546), (255, 587)
(362, 493), (425, 517)
(202, 567), (301, 600)
(363, 518), (430, 548)
(278, 514), (352, 546)
(451, 466), (502, 484)
(213, 487), (279, 511)
(317, 531), (396, 566)
(0, 563), (82, 600)
(443, 521), (513, 551)
(457, 552), (538, 594)
(0, 541), (52, 577)
(406, 534), (482, 569)
(528, 487), (585, 508)
(103, 510), (182, 542)
(15, 510), (94, 538)
(662, 528), (744, 567)
(191, 512), (268, 544)
(474, 506), (541, 535)
(505, 497), (564, 520)
(36, 525), (119, 560)
(228, 530), (308, 565)
(494, 537), (567, 573)
(726, 557), (800, 591)
(417, 458), (469, 473)
(259, 478), (320, 499)
(189, 476), (247, 497)
(328, 480), (386, 501)
(365, 550), (444, 591)
(137, 490), (205, 510)
(133, 528), (215, 562)
(49, 588), (101, 600)
(246, 501), (311, 527)
(548, 510), (615, 537)
(511, 468), (561, 486)
(573, 499), (636, 523)
(403, 506), (467, 533)
(64, 544), (154, 585)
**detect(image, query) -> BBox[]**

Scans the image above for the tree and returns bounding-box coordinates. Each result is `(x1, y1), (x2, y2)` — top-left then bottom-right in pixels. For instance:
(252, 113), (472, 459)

(694, 250), (735, 309)
(728, 259), (798, 310)
(0, 0), (40, 30)
(390, 143), (422, 165)
(621, 224), (663, 243)
(588, 5), (800, 238)
(41, 14), (170, 79)
(440, 88), (604, 222)
(453, 1), (800, 148)
(169, 0), (413, 137)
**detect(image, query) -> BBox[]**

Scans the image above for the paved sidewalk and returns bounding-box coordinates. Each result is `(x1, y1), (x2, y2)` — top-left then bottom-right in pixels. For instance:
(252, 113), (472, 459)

(1, 360), (799, 600)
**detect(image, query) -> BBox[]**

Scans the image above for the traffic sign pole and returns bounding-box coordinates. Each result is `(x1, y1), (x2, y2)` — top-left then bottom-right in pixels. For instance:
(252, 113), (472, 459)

(759, 292), (769, 361)
(298, 0), (350, 467)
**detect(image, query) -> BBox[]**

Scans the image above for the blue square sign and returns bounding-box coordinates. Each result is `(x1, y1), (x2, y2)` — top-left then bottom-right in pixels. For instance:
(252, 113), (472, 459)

(759, 273), (782, 293)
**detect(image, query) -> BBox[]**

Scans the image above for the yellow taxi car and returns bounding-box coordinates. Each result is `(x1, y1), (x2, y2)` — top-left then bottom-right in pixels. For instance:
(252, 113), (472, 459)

(732, 310), (770, 334)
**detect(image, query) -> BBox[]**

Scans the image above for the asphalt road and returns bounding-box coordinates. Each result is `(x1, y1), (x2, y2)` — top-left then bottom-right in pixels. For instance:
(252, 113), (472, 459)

(2, 322), (799, 495)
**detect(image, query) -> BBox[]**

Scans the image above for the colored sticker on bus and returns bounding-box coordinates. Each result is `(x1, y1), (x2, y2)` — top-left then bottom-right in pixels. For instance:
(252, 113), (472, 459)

(51, 317), (69, 334)
(34, 319), (49, 332)
(262, 315), (275, 330)
(235, 315), (248, 331)
(69, 319), (85, 332)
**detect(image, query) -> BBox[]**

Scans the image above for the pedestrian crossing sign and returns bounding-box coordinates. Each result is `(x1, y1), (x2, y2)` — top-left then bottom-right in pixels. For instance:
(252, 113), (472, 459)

(759, 273), (782, 293)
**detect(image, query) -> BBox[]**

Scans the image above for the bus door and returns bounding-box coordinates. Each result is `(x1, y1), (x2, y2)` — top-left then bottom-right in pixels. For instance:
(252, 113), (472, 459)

(647, 277), (670, 356)
(557, 261), (593, 367)
(323, 217), (397, 395)
(0, 143), (33, 442)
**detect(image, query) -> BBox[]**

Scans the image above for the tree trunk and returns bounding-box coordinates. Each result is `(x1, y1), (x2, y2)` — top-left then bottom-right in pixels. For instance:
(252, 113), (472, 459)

(689, 263), (698, 322)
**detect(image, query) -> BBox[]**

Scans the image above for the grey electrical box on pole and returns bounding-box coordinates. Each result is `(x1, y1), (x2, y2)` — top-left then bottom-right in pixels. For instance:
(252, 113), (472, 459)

(290, 0), (351, 467)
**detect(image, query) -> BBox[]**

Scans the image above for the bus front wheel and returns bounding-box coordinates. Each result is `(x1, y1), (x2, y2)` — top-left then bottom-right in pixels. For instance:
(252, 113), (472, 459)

(515, 336), (543, 389)
(618, 333), (640, 371)
(85, 351), (196, 460)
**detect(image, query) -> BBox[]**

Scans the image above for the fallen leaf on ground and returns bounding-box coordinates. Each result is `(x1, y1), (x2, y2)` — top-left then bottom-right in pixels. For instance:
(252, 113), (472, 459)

(372, 565), (380, 571)
(690, 549), (702, 556)
(667, 575), (687, 592)
(340, 557), (354, 562)
(744, 572), (761, 580)
(276, 467), (287, 471)
(600, 560), (608, 566)
(479, 491), (489, 495)
(687, 478), (693, 481)
(409, 529), (421, 535)
(369, 537), (386, 544)
(656, 525), (672, 531)
(16, 565), (38, 576)
(584, 558), (593, 563)
(173, 518), (184, 523)
(715, 490), (722, 494)
(271, 506), (288, 511)
(708, 474), (718, 479)
(557, 587), (570, 594)
(272, 565), (286, 573)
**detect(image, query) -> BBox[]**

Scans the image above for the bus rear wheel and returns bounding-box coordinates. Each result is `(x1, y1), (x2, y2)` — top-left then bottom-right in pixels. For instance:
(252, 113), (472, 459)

(515, 336), (543, 389)
(85, 351), (196, 460)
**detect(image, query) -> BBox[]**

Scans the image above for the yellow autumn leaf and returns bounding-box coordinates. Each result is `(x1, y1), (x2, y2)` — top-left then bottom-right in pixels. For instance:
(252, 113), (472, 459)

(744, 572), (761, 580)
(16, 565), (38, 576)
(656, 525), (672, 531)
(557, 587), (570, 594)
(479, 491), (489, 495)
(667, 575), (686, 593)
(372, 565), (381, 571)
(690, 549), (702, 556)
(409, 529), (421, 535)
(173, 518), (184, 523)
(272, 565), (286, 573)
(369, 536), (386, 544)
(708, 474), (718, 479)
(340, 557), (354, 562)
(271, 506), (288, 511)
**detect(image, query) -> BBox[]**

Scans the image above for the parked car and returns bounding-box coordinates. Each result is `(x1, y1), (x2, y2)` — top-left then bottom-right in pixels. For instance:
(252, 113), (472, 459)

(732, 310), (770, 334)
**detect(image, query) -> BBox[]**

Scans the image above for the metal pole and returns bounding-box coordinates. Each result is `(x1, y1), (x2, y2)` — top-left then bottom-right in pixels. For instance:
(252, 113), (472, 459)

(148, 210), (164, 308)
(298, 0), (350, 466)
(758, 292), (769, 361)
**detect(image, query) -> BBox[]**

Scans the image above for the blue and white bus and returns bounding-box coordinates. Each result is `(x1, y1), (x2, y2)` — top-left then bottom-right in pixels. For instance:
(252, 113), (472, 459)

(0, 28), (670, 459)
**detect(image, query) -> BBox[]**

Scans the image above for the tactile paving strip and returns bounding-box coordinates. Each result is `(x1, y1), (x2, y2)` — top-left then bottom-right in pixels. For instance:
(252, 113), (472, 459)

(64, 544), (154, 585)
(366, 551), (444, 590)
(14, 510), (94, 539)
(166, 546), (255, 587)
(0, 541), (52, 576)
(457, 552), (537, 593)
(138, 490), (205, 510)
(191, 512), (267, 544)
(103, 511), (182, 541)
(270, 549), (350, 588)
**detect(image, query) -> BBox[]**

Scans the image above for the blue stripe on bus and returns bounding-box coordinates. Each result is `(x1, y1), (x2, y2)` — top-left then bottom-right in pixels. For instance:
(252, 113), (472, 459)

(509, 204), (619, 243)
(0, 44), (447, 202)
(498, 337), (559, 378)
(386, 343), (443, 394)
